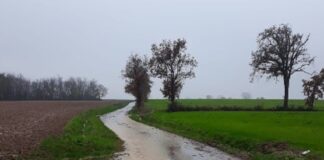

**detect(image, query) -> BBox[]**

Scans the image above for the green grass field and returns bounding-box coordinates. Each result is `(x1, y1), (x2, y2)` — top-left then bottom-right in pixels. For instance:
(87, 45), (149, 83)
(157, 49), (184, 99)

(28, 103), (126, 160)
(134, 99), (324, 160)
(148, 99), (324, 110)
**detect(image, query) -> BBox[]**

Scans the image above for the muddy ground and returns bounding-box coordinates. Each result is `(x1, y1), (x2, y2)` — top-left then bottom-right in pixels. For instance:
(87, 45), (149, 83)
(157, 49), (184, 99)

(0, 100), (122, 159)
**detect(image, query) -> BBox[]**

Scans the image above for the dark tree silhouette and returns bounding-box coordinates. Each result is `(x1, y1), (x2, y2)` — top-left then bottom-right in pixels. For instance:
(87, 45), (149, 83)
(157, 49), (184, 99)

(150, 39), (197, 111)
(241, 92), (252, 99)
(250, 24), (314, 109)
(122, 54), (152, 110)
(302, 69), (324, 109)
(0, 73), (107, 100)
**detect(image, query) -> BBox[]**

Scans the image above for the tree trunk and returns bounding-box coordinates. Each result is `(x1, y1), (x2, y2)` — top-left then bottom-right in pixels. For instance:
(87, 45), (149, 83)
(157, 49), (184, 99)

(136, 98), (140, 109)
(309, 94), (315, 110)
(168, 77), (177, 111)
(169, 93), (176, 111)
(308, 86), (316, 110)
(283, 77), (290, 109)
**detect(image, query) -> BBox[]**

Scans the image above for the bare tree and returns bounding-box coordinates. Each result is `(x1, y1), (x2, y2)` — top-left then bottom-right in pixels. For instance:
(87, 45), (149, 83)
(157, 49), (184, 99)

(122, 54), (152, 110)
(149, 39), (197, 111)
(217, 95), (226, 99)
(98, 84), (108, 100)
(206, 95), (213, 99)
(241, 92), (252, 99)
(250, 24), (314, 109)
(302, 69), (324, 109)
(0, 73), (107, 100)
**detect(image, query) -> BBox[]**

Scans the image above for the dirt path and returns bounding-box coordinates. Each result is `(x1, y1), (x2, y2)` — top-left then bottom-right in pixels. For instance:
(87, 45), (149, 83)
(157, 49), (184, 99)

(101, 103), (239, 160)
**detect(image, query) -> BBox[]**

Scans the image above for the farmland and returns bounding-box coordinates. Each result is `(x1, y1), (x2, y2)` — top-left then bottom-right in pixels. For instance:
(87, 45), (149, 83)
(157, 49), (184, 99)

(148, 99), (324, 110)
(29, 103), (126, 160)
(0, 100), (124, 159)
(132, 99), (324, 159)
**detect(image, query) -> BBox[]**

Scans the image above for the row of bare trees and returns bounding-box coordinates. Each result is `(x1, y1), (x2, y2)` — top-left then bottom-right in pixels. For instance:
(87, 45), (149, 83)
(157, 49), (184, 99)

(122, 39), (197, 111)
(0, 73), (107, 100)
(122, 24), (323, 111)
(251, 24), (323, 109)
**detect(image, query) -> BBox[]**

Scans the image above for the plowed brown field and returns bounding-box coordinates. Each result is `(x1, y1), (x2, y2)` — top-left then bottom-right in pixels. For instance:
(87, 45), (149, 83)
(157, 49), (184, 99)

(0, 100), (123, 159)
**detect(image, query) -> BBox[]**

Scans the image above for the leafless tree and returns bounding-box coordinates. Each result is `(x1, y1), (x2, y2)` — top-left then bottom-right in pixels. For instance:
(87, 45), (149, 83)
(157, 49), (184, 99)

(302, 69), (324, 109)
(149, 39), (197, 111)
(98, 84), (108, 100)
(122, 54), (152, 110)
(217, 95), (226, 99)
(241, 92), (252, 99)
(0, 73), (107, 100)
(206, 95), (213, 99)
(250, 24), (314, 109)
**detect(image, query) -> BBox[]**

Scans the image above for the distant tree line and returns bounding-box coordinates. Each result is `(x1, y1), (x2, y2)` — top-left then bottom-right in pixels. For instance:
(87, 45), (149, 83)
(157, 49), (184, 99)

(0, 73), (107, 100)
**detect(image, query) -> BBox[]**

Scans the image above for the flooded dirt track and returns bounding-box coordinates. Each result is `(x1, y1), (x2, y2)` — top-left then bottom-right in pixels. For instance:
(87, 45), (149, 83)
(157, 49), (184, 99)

(101, 103), (239, 160)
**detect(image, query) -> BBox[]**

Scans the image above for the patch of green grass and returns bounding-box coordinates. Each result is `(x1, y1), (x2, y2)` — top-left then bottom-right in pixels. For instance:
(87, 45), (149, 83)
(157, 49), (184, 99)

(28, 103), (126, 160)
(134, 100), (324, 160)
(148, 99), (324, 110)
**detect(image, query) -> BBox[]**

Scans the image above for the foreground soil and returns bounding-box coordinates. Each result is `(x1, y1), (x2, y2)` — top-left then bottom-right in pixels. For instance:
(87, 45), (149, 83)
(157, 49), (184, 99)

(0, 100), (123, 159)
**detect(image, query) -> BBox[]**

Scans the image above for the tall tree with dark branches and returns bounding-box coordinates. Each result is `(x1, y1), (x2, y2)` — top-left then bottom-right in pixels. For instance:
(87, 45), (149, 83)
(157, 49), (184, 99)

(150, 39), (197, 111)
(250, 24), (314, 109)
(303, 69), (324, 110)
(122, 54), (152, 110)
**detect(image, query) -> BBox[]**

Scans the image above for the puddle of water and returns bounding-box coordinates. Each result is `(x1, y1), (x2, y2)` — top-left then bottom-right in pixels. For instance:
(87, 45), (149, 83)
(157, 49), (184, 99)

(101, 102), (239, 160)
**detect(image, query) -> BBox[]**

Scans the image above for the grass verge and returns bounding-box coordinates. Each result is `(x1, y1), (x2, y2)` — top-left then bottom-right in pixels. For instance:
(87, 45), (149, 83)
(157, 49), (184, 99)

(27, 103), (126, 160)
(131, 100), (324, 160)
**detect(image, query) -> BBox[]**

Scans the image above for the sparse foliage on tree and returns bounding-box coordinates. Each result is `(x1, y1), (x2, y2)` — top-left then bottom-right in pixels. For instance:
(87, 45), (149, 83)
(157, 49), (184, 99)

(302, 69), (324, 109)
(149, 39), (197, 111)
(250, 24), (314, 109)
(122, 54), (152, 110)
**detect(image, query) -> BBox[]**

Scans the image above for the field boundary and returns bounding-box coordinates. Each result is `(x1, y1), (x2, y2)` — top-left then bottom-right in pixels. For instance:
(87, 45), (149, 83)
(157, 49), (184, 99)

(167, 104), (319, 112)
(132, 100), (324, 160)
(27, 103), (127, 160)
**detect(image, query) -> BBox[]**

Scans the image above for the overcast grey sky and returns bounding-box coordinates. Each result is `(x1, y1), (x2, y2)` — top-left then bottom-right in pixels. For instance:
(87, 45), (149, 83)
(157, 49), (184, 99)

(0, 0), (323, 99)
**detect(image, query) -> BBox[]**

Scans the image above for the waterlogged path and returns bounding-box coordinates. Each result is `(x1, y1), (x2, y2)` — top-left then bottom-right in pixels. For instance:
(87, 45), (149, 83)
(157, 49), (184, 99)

(101, 103), (239, 160)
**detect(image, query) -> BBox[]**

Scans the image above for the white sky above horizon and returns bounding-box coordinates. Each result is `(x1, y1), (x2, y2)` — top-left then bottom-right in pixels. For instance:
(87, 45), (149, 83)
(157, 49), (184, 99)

(0, 0), (323, 99)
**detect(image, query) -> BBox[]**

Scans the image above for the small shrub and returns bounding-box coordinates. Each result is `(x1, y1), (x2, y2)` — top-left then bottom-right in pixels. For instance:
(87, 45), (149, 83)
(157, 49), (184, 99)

(274, 105), (315, 111)
(254, 105), (264, 110)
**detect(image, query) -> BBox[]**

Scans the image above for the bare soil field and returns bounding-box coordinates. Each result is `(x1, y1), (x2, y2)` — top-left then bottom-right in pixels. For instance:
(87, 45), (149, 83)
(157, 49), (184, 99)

(0, 100), (122, 159)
